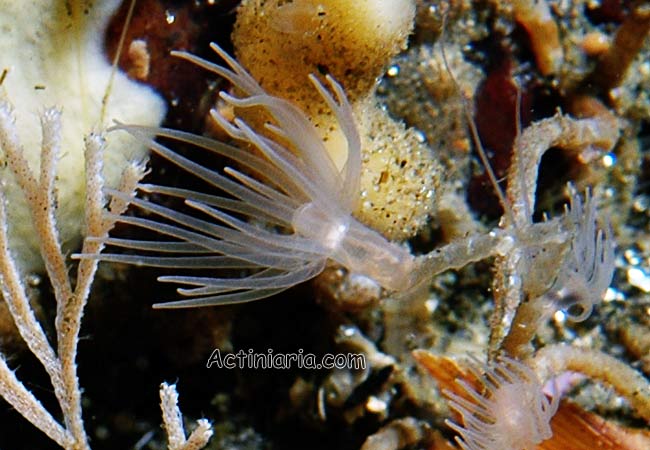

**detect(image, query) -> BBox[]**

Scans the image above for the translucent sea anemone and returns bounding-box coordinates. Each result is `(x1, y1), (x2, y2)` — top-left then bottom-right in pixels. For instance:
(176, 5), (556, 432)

(542, 185), (615, 321)
(92, 44), (415, 308)
(445, 356), (559, 450)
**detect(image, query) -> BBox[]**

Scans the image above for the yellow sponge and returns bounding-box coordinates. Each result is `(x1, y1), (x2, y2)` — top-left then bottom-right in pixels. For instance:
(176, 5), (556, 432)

(232, 0), (440, 240)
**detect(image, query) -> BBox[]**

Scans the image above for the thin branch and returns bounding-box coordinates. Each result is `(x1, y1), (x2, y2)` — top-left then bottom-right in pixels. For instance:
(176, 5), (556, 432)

(160, 383), (213, 450)
(160, 383), (187, 450)
(182, 420), (214, 450)
(0, 106), (74, 314)
(0, 355), (70, 447)
(528, 345), (650, 423)
(0, 179), (67, 408)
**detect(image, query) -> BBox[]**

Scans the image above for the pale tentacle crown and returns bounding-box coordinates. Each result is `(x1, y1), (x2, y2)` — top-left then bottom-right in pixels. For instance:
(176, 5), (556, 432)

(90, 43), (416, 308)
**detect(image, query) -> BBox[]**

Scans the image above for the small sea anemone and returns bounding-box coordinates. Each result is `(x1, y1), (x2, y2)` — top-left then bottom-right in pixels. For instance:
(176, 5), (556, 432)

(91, 44), (415, 308)
(543, 185), (615, 321)
(445, 356), (559, 450)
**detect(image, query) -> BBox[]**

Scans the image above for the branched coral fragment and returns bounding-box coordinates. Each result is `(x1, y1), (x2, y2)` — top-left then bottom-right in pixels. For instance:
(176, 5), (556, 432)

(160, 383), (213, 450)
(0, 101), (147, 449)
